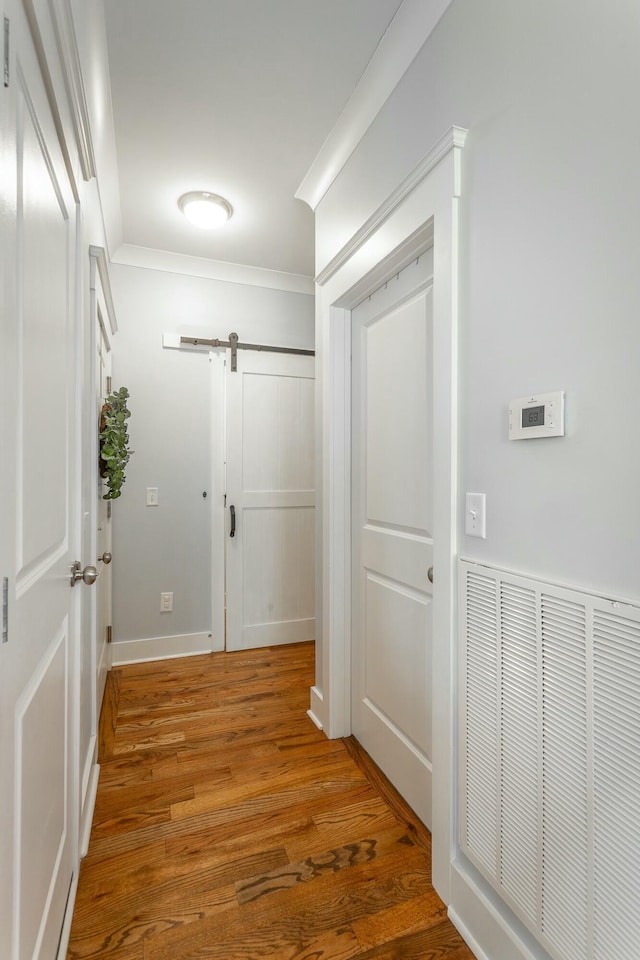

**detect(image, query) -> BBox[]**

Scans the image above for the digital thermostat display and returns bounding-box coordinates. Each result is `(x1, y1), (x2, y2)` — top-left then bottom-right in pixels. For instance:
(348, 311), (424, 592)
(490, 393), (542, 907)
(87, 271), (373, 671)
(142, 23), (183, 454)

(522, 405), (545, 428)
(509, 391), (565, 440)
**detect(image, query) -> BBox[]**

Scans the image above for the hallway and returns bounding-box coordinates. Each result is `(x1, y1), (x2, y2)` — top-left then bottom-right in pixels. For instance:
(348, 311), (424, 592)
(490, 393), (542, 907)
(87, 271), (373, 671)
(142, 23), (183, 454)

(67, 643), (475, 959)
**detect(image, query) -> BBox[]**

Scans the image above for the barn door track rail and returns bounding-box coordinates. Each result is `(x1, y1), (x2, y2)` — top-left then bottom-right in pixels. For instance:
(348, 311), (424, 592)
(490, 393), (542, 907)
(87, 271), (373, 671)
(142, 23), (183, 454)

(180, 332), (315, 371)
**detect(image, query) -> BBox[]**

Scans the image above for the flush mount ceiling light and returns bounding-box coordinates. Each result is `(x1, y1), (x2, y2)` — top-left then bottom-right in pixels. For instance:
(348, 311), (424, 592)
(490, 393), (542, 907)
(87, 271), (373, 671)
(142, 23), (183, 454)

(178, 191), (233, 229)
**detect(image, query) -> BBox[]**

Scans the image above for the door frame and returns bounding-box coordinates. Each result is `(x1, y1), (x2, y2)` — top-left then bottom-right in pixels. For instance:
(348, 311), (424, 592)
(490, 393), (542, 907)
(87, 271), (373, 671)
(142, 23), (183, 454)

(76, 246), (117, 855)
(210, 348), (227, 652)
(315, 126), (466, 902)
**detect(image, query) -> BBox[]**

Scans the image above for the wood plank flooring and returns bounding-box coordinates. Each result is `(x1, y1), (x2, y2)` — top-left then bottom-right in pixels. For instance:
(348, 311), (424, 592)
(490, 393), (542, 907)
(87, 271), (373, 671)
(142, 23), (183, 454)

(68, 643), (475, 960)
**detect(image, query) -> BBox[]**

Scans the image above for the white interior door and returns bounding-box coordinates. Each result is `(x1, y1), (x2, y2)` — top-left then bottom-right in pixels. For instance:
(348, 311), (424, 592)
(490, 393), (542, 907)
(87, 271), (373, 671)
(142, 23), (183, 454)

(0, 4), (81, 956)
(225, 349), (315, 651)
(351, 252), (434, 826)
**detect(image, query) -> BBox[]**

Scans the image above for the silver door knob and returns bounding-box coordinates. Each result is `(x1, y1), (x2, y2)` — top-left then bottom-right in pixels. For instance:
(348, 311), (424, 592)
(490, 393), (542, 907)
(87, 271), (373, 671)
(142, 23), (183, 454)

(427, 566), (434, 584)
(70, 562), (99, 587)
(98, 551), (112, 564)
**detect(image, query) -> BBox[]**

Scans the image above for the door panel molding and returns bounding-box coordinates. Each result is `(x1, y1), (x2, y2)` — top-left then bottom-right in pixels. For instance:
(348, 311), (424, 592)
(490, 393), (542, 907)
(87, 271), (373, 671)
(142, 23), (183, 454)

(14, 624), (69, 960)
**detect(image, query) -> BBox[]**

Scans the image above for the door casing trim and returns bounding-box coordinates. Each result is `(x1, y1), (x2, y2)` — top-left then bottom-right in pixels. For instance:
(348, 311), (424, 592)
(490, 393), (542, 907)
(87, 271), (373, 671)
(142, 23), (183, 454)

(315, 126), (466, 902)
(210, 349), (227, 652)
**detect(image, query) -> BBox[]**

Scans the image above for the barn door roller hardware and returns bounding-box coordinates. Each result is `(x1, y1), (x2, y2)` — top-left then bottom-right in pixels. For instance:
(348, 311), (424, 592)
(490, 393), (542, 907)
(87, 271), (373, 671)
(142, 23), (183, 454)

(180, 332), (314, 372)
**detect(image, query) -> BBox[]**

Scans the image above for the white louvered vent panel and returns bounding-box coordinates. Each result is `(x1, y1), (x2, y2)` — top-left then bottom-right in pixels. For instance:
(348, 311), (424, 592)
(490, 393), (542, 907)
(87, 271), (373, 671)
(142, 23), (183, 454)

(592, 608), (640, 960)
(462, 572), (499, 879)
(540, 594), (588, 960)
(499, 583), (538, 924)
(459, 561), (640, 960)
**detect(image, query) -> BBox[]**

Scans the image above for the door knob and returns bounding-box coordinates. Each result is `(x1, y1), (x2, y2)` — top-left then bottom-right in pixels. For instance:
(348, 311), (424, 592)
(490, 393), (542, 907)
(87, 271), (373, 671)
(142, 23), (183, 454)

(427, 566), (434, 584)
(70, 562), (99, 587)
(98, 551), (112, 564)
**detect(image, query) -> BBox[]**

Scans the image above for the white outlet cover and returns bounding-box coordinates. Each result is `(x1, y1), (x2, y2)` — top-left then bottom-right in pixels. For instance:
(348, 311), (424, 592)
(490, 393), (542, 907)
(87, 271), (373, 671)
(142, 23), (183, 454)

(465, 492), (486, 539)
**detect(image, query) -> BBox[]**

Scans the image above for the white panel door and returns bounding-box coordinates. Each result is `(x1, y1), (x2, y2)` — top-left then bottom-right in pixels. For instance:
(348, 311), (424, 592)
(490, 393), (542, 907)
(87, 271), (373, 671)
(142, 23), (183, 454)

(351, 252), (434, 826)
(225, 350), (315, 650)
(0, 4), (81, 957)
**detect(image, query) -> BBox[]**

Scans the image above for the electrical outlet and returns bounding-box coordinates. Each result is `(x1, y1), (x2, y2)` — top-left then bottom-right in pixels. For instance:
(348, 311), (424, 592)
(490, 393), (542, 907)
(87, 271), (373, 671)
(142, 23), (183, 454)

(147, 487), (159, 506)
(160, 592), (173, 612)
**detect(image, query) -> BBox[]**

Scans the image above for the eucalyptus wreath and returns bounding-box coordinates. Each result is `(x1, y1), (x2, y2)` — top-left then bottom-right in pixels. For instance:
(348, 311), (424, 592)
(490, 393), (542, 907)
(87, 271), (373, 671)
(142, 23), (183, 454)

(99, 386), (133, 500)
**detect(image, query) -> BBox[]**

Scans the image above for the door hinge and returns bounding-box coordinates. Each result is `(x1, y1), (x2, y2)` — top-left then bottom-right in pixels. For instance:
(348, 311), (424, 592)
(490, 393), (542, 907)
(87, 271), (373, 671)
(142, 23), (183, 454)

(4, 17), (9, 88)
(2, 577), (8, 643)
(106, 624), (112, 645)
(106, 375), (112, 395)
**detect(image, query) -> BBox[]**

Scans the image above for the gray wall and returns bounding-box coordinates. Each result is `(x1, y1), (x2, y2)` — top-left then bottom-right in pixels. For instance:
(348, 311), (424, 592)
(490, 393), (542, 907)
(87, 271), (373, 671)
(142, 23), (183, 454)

(109, 262), (314, 647)
(317, 0), (640, 602)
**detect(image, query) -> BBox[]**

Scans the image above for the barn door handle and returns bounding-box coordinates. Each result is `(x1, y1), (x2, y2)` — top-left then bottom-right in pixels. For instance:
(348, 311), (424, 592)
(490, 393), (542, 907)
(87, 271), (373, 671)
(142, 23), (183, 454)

(229, 504), (236, 537)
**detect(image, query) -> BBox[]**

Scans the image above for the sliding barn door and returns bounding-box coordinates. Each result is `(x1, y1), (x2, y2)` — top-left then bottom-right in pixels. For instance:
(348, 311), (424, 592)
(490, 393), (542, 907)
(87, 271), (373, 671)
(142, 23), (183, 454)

(225, 350), (315, 651)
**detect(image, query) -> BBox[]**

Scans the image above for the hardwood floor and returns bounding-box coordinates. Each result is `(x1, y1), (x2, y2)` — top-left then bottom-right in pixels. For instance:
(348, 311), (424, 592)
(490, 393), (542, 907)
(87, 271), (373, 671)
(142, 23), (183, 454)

(68, 643), (475, 960)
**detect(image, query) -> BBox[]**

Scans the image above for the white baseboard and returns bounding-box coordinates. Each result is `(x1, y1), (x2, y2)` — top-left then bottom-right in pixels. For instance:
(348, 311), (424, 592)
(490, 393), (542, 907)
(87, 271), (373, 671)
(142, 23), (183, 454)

(307, 685), (324, 730)
(80, 734), (97, 802)
(241, 620), (315, 649)
(449, 862), (543, 960)
(307, 709), (323, 730)
(56, 869), (79, 960)
(111, 631), (214, 665)
(79, 762), (100, 858)
(447, 909), (492, 960)
(79, 733), (99, 859)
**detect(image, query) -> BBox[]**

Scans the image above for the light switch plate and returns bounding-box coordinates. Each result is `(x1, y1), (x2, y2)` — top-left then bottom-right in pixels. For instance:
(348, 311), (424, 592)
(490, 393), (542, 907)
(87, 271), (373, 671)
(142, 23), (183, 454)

(465, 492), (486, 539)
(146, 487), (158, 506)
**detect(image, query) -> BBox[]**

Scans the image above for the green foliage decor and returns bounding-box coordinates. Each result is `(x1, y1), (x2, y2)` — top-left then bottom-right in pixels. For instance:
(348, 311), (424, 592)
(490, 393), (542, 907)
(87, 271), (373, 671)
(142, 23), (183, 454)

(99, 386), (133, 500)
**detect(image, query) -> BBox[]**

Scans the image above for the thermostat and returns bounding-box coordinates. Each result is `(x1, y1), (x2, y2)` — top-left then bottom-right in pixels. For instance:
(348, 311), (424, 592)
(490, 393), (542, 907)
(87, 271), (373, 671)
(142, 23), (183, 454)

(509, 391), (565, 440)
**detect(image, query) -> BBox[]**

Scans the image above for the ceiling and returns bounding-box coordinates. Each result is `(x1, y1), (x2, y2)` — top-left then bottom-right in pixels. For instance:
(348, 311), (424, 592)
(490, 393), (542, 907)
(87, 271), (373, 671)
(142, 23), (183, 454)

(103, 0), (405, 279)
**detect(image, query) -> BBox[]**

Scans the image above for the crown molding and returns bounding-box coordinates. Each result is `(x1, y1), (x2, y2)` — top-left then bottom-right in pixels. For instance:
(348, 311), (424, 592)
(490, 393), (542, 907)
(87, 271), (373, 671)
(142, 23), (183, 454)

(111, 244), (315, 296)
(295, 0), (454, 211)
(316, 125), (467, 287)
(50, 0), (96, 181)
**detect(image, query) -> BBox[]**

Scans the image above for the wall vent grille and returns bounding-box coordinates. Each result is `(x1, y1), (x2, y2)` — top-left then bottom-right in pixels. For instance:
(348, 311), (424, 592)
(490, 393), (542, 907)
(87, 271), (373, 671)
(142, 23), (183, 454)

(459, 560), (640, 960)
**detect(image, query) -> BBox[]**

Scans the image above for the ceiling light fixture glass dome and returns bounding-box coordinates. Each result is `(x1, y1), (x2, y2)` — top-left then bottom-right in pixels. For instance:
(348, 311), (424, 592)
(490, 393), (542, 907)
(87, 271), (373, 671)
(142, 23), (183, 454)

(178, 191), (233, 229)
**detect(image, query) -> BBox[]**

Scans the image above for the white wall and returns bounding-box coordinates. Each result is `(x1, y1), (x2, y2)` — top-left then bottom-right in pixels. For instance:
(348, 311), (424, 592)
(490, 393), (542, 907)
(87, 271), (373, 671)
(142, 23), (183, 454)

(317, 0), (640, 604)
(109, 262), (314, 653)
